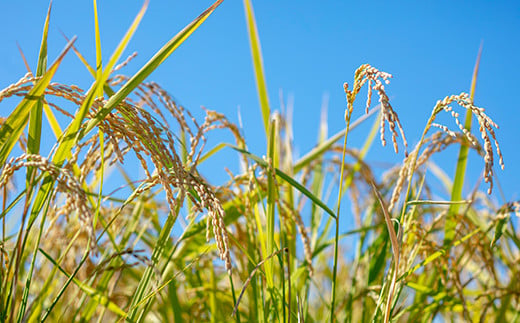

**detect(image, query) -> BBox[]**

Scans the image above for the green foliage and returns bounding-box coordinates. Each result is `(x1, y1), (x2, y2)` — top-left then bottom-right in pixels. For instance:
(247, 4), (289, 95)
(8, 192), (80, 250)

(0, 1), (518, 323)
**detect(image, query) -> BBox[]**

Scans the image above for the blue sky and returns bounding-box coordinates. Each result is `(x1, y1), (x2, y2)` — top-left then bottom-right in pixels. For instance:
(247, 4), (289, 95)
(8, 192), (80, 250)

(1, 1), (519, 206)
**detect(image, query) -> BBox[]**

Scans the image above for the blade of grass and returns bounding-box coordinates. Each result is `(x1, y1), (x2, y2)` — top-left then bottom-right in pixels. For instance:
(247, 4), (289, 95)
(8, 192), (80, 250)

(0, 36), (76, 166)
(226, 144), (336, 219)
(266, 117), (278, 289)
(243, 0), (271, 136)
(406, 200), (472, 206)
(232, 248), (289, 317)
(294, 105), (379, 173)
(17, 5), (53, 318)
(26, 0), (51, 172)
(120, 247), (211, 322)
(93, 0), (103, 98)
(370, 180), (400, 323)
(92, 0), (105, 232)
(52, 0), (149, 167)
(17, 42), (63, 140)
(38, 248), (126, 318)
(445, 43), (483, 244)
(60, 30), (96, 76)
(82, 0), (224, 137)
(126, 204), (180, 321)
(330, 105), (355, 322)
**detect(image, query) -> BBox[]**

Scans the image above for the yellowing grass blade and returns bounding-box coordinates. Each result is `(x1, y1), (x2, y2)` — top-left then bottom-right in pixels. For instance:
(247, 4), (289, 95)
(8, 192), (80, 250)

(243, 0), (271, 136)
(265, 118), (278, 288)
(52, 0), (149, 167)
(101, 0), (148, 83)
(93, 0), (103, 98)
(61, 31), (96, 76)
(17, 40), (63, 141)
(42, 104), (63, 139)
(0, 37), (76, 166)
(82, 0), (224, 136)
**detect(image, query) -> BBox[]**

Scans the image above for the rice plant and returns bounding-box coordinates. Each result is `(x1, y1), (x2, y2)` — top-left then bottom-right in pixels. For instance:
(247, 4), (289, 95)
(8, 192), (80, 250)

(1, 1), (518, 322)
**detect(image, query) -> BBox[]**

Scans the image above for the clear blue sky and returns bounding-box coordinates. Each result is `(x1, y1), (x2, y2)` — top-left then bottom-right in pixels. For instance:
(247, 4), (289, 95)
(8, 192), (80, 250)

(1, 1), (519, 205)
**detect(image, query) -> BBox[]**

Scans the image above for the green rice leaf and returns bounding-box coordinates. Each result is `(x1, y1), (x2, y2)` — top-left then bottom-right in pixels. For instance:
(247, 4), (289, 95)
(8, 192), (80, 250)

(243, 0), (271, 136)
(39, 248), (126, 317)
(445, 44), (483, 244)
(490, 214), (508, 248)
(27, 0), (51, 162)
(82, 0), (224, 137)
(93, 0), (103, 98)
(52, 0), (149, 167)
(294, 107), (378, 173)
(17, 5), (53, 319)
(226, 144), (336, 219)
(0, 36), (76, 166)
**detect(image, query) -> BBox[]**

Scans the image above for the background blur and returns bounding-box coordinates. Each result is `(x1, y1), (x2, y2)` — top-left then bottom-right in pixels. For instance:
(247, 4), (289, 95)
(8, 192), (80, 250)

(1, 1), (518, 204)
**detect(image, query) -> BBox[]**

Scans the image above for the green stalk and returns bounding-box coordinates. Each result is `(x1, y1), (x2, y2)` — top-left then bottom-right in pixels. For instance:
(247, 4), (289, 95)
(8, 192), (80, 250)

(229, 273), (241, 323)
(210, 264), (218, 323)
(330, 111), (352, 322)
(398, 108), (439, 223)
(445, 44), (483, 244)
(266, 118), (278, 289)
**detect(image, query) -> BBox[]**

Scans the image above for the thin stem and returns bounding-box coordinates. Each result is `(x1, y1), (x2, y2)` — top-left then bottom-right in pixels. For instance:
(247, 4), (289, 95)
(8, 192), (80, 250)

(330, 113), (351, 322)
(229, 273), (240, 323)
(398, 110), (437, 223)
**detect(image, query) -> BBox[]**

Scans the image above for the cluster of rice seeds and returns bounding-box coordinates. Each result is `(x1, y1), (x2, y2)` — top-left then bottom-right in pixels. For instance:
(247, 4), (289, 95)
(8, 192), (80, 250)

(0, 73), (234, 272)
(67, 131), (120, 185)
(0, 154), (97, 252)
(112, 52), (138, 73)
(112, 77), (206, 166)
(0, 73), (36, 102)
(432, 93), (504, 194)
(112, 77), (247, 171)
(388, 132), (473, 212)
(343, 64), (408, 155)
(92, 94), (233, 272)
(190, 176), (231, 273)
(0, 73), (86, 109)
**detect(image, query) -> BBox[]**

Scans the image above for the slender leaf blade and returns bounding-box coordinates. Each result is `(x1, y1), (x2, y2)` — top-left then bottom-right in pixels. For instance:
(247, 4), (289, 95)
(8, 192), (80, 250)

(445, 43), (483, 244)
(39, 248), (126, 317)
(243, 0), (271, 136)
(52, 1), (149, 167)
(27, 0), (52, 160)
(226, 144), (336, 219)
(18, 5), (53, 319)
(83, 0), (224, 136)
(93, 0), (103, 98)
(0, 37), (76, 166)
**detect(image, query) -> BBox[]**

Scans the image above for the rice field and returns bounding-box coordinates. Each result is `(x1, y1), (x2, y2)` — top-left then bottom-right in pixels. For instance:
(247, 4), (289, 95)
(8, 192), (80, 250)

(1, 1), (518, 322)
